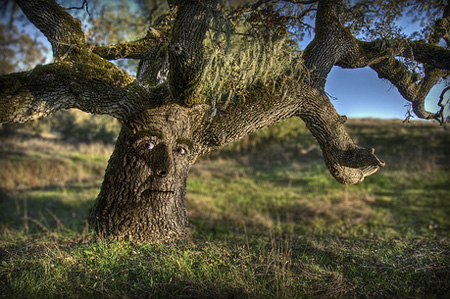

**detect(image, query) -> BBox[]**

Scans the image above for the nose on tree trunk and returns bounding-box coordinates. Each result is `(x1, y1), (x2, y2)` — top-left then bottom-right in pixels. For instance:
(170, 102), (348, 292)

(88, 105), (196, 243)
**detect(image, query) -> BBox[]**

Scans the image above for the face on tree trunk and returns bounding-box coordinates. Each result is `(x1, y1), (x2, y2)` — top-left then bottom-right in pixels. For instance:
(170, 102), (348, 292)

(89, 105), (197, 243)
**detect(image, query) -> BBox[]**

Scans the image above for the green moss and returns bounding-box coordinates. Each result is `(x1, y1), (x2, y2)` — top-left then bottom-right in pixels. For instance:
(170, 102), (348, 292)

(29, 56), (134, 88)
(176, 138), (194, 150)
(30, 53), (135, 88)
(132, 130), (164, 142)
(31, 63), (73, 81)
(169, 74), (206, 108)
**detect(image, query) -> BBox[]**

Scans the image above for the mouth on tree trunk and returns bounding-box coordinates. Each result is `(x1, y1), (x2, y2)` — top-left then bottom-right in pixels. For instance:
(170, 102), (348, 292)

(142, 190), (175, 194)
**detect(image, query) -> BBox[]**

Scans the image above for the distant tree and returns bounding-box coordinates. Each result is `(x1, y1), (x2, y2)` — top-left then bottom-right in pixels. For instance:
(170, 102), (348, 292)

(0, 0), (49, 75)
(0, 0), (449, 243)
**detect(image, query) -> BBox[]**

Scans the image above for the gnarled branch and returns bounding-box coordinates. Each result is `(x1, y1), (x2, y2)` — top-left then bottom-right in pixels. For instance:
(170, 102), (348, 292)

(91, 29), (168, 61)
(196, 78), (384, 185)
(0, 58), (162, 123)
(314, 0), (450, 123)
(370, 59), (445, 120)
(168, 0), (218, 107)
(297, 92), (385, 184)
(336, 39), (450, 72)
(15, 0), (85, 58)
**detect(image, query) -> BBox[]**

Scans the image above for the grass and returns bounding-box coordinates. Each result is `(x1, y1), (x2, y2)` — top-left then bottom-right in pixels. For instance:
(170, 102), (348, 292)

(1, 118), (449, 298)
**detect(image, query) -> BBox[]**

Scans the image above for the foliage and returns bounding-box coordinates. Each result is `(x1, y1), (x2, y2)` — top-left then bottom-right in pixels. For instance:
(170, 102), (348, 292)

(0, 1), (49, 75)
(0, 110), (120, 144)
(341, 0), (447, 41)
(203, 5), (308, 111)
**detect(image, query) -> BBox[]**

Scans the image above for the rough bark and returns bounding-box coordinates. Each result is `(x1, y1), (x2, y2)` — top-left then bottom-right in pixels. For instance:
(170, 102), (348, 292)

(15, 0), (85, 59)
(0, 58), (155, 123)
(89, 104), (204, 243)
(168, 0), (218, 106)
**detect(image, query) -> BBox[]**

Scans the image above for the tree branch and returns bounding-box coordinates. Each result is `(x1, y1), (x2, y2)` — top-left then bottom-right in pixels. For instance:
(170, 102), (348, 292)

(0, 58), (163, 123)
(369, 58), (445, 120)
(91, 29), (168, 61)
(3, 0), (174, 124)
(297, 92), (385, 184)
(406, 42), (450, 71)
(327, 2), (450, 123)
(336, 39), (450, 71)
(302, 0), (348, 87)
(198, 85), (303, 154)
(15, 0), (85, 58)
(198, 81), (384, 185)
(168, 0), (218, 107)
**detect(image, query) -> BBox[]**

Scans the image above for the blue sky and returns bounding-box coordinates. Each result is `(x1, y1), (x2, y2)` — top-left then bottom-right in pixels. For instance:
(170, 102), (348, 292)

(325, 66), (444, 119)
(299, 15), (446, 120)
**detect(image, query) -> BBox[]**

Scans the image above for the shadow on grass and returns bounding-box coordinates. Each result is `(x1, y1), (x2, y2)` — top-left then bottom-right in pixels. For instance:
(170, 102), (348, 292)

(0, 183), (98, 234)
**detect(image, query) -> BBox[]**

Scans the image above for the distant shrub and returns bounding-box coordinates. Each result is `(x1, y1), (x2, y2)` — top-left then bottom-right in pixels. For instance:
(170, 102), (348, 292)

(57, 110), (120, 144)
(0, 109), (120, 144)
(216, 117), (313, 156)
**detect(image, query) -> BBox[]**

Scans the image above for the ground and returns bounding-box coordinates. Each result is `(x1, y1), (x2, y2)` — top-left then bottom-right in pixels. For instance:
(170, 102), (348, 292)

(0, 118), (449, 298)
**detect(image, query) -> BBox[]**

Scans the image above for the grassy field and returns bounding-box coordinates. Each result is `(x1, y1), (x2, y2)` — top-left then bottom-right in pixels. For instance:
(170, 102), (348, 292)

(0, 118), (449, 298)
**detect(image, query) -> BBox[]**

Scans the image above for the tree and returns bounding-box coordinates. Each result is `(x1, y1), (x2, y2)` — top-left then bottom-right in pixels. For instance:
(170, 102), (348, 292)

(1, 0), (449, 244)
(0, 0), (49, 75)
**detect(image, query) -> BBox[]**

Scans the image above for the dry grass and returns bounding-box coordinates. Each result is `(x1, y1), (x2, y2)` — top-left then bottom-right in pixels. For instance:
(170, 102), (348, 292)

(0, 136), (113, 190)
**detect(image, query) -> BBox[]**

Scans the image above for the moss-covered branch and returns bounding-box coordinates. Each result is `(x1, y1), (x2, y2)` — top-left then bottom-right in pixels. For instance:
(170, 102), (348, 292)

(92, 30), (168, 60)
(0, 57), (159, 123)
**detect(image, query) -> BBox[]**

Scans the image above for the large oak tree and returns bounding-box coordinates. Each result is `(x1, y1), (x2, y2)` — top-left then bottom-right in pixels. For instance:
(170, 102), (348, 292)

(1, 0), (449, 243)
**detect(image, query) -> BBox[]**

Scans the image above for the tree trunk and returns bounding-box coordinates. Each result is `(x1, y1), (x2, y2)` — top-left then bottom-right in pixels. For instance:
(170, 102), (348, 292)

(88, 105), (199, 243)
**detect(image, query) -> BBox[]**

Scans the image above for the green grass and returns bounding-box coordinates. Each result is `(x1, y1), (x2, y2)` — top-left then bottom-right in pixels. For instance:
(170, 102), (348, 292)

(1, 118), (449, 298)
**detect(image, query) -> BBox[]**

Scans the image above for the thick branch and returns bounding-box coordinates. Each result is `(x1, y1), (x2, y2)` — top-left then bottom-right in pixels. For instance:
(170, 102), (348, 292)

(168, 0), (218, 107)
(336, 39), (450, 71)
(406, 42), (450, 71)
(198, 81), (384, 184)
(198, 85), (306, 154)
(0, 58), (163, 123)
(302, 0), (348, 87)
(15, 0), (85, 58)
(92, 29), (168, 61)
(297, 92), (385, 184)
